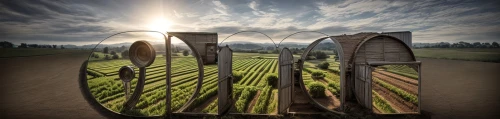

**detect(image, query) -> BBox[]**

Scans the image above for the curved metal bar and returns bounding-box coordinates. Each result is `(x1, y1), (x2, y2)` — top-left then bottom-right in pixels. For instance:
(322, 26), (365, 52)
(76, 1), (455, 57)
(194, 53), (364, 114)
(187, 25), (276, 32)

(277, 31), (331, 48)
(86, 30), (168, 61)
(218, 31), (277, 48)
(78, 60), (162, 118)
(349, 34), (418, 106)
(296, 36), (346, 114)
(123, 67), (146, 110)
(166, 33), (205, 112)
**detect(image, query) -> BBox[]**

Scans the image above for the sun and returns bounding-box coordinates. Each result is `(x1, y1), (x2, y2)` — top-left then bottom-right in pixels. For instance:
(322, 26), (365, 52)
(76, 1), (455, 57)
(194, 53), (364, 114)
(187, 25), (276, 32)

(148, 18), (172, 33)
(145, 18), (172, 40)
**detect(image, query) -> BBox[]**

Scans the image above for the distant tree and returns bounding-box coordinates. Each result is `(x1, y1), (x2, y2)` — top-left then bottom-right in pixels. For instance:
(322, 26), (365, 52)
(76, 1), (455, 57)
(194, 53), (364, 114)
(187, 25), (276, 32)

(110, 51), (117, 55)
(28, 44), (38, 48)
(0, 41), (14, 48)
(182, 50), (189, 56)
(482, 43), (491, 48)
(121, 50), (129, 59)
(105, 55), (110, 60)
(103, 47), (109, 53)
(19, 43), (28, 48)
(317, 62), (330, 70)
(314, 51), (328, 59)
(473, 42), (481, 48)
(492, 42), (499, 48)
(53, 45), (57, 48)
(112, 54), (119, 59)
(60, 45), (65, 49)
(120, 45), (126, 52)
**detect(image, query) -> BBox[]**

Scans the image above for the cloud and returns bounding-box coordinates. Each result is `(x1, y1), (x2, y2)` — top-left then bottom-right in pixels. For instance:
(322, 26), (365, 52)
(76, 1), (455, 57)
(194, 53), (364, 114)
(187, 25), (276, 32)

(1, 0), (500, 45)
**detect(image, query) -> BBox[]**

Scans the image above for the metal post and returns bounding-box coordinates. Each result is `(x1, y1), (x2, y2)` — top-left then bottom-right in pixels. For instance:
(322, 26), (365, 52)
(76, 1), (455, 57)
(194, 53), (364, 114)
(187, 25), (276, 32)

(124, 82), (130, 100)
(165, 35), (172, 118)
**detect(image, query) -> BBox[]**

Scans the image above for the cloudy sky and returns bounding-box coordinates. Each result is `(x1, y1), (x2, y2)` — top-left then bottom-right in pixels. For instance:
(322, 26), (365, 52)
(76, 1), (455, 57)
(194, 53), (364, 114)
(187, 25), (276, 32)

(1, 0), (499, 45)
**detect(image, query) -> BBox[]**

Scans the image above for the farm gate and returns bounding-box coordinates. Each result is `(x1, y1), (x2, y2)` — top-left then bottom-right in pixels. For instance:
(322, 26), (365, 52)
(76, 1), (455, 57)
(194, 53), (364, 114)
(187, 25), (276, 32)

(218, 46), (233, 115)
(354, 63), (372, 109)
(278, 47), (294, 114)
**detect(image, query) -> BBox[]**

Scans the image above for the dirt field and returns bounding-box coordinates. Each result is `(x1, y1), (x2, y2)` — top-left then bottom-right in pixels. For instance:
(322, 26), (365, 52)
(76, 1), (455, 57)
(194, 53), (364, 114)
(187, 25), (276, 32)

(0, 53), (499, 118)
(0, 52), (104, 119)
(419, 58), (500, 119)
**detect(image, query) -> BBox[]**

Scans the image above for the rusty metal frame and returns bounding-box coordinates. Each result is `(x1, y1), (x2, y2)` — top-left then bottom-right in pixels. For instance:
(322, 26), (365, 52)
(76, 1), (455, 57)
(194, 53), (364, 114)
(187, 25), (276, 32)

(165, 33), (206, 114)
(281, 31), (346, 115)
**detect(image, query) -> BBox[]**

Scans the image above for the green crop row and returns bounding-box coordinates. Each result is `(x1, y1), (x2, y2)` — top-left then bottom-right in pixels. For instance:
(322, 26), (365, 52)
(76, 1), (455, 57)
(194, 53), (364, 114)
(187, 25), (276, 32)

(372, 90), (397, 113)
(251, 86), (272, 113)
(374, 78), (418, 105)
(235, 86), (258, 113)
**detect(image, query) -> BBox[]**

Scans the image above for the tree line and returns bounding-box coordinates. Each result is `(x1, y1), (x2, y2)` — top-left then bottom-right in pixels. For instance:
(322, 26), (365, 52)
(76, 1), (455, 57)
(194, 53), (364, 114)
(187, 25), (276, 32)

(414, 41), (499, 48)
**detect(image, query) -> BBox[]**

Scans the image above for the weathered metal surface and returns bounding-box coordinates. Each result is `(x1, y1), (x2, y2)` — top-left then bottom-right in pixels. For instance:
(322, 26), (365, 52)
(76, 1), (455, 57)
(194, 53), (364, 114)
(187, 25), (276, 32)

(298, 37), (345, 114)
(354, 64), (372, 109)
(278, 48), (294, 114)
(167, 32), (218, 64)
(165, 33), (205, 113)
(381, 31), (412, 48)
(218, 46), (233, 115)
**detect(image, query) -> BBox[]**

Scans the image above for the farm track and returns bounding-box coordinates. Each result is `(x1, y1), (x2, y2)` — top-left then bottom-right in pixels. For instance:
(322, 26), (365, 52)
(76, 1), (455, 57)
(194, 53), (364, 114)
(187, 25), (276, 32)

(246, 90), (261, 113)
(372, 72), (418, 95)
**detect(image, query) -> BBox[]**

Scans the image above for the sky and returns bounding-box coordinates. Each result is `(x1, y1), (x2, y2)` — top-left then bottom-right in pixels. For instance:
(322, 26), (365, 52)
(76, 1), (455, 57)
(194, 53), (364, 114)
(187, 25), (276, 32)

(1, 0), (499, 45)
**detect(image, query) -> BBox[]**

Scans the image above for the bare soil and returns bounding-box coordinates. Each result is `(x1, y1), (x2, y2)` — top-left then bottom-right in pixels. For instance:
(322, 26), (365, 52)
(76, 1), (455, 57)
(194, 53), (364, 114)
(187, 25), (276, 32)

(418, 58), (500, 119)
(372, 80), (418, 113)
(245, 90), (260, 113)
(314, 79), (340, 110)
(373, 72), (418, 95)
(0, 52), (104, 119)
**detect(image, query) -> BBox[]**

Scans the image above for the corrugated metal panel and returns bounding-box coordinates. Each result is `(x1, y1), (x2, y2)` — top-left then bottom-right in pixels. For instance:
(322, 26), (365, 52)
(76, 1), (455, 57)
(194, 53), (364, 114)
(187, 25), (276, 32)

(382, 31), (412, 48)
(278, 48), (294, 114)
(218, 46), (232, 115)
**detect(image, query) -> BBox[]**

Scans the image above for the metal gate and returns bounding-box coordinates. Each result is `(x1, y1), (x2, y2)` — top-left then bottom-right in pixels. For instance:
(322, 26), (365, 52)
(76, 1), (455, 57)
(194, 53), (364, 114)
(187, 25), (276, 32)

(354, 63), (372, 109)
(218, 46), (233, 115)
(278, 48), (294, 114)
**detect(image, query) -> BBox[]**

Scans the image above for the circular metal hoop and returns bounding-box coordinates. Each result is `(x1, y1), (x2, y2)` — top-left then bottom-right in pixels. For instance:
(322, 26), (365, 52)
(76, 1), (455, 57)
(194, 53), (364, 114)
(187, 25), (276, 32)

(129, 41), (156, 67)
(119, 66), (135, 82)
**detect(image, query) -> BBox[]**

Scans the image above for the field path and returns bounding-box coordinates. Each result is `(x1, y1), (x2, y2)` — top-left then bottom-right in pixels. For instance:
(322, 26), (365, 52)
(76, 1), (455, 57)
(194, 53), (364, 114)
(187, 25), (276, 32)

(245, 90), (261, 113)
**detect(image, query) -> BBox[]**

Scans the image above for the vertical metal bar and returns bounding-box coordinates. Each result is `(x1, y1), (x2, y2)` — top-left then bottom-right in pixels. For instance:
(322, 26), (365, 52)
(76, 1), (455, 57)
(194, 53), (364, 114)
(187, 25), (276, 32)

(165, 35), (172, 118)
(418, 64), (421, 114)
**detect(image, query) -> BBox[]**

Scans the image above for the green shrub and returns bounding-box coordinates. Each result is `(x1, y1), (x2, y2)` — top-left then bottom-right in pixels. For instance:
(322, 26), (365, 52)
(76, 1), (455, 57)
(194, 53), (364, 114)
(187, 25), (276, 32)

(232, 71), (245, 82)
(311, 71), (325, 79)
(265, 73), (278, 88)
(308, 82), (326, 98)
(121, 50), (129, 58)
(112, 54), (119, 59)
(317, 62), (329, 69)
(182, 50), (189, 56)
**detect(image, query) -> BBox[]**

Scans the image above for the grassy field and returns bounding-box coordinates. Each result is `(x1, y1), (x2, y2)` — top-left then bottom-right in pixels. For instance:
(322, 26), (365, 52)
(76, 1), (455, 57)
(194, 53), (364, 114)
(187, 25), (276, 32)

(0, 48), (89, 58)
(412, 48), (500, 62)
